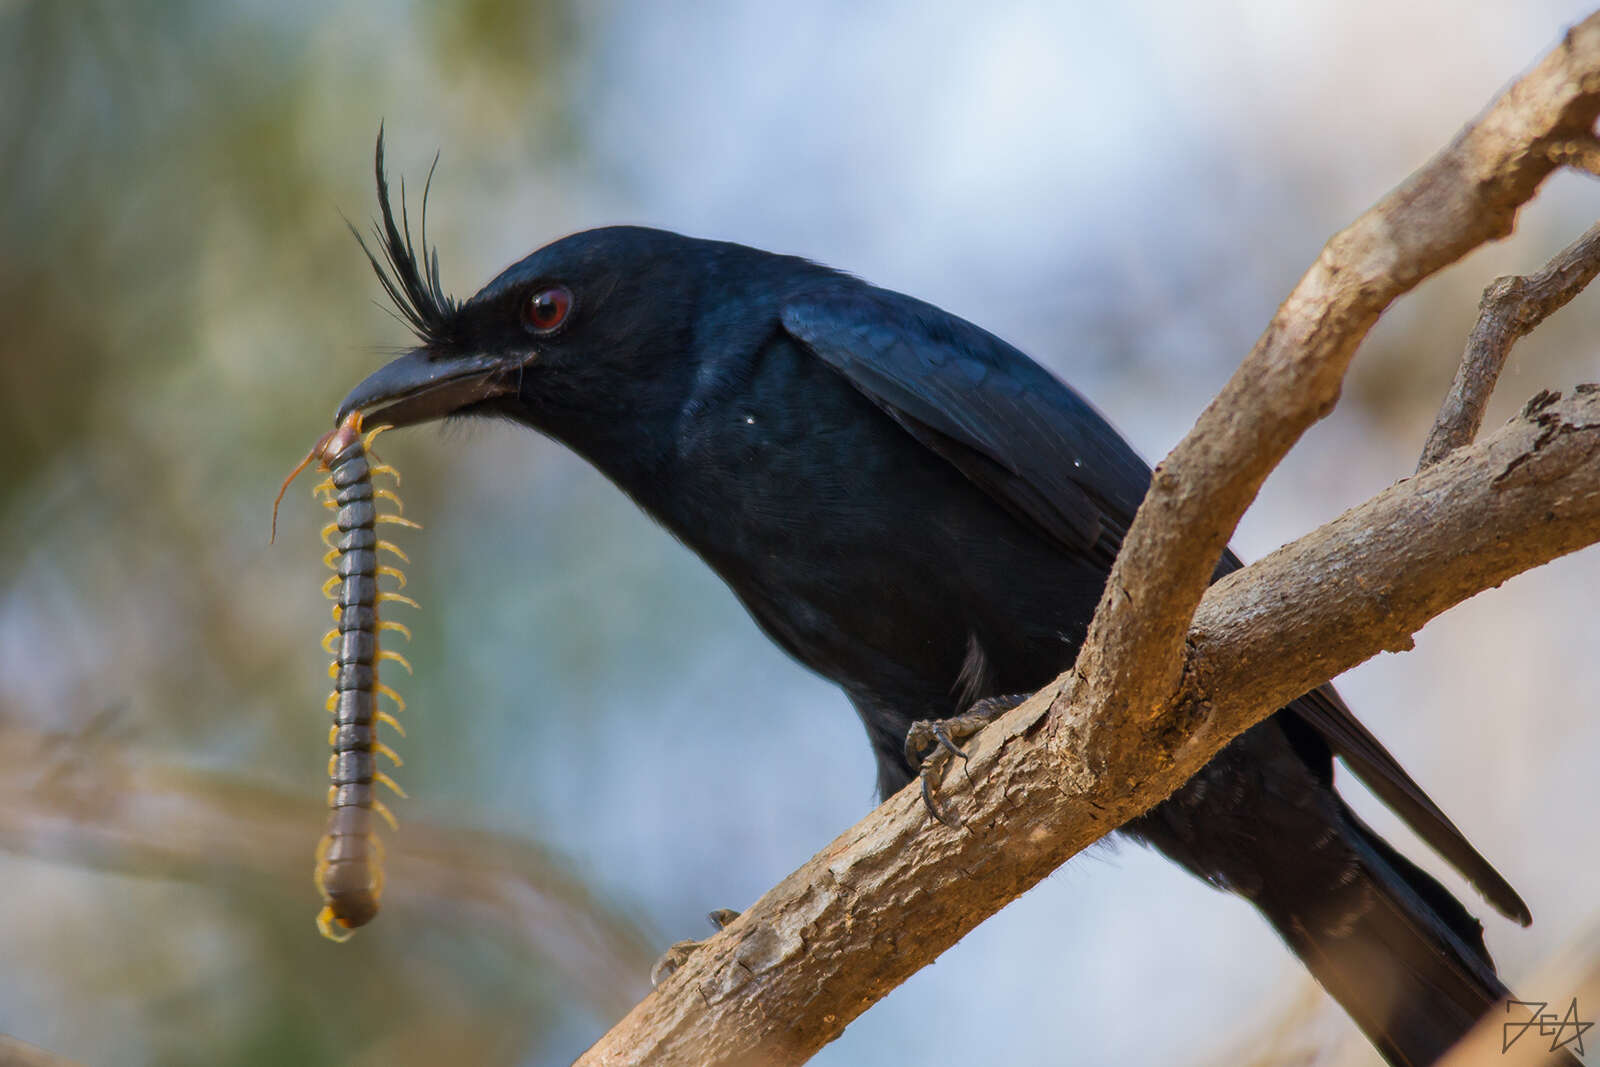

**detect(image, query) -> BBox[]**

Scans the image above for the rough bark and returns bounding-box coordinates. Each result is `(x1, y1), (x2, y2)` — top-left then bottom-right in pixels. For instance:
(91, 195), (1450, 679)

(579, 12), (1600, 1066)
(578, 390), (1600, 1067)
(1419, 220), (1600, 470)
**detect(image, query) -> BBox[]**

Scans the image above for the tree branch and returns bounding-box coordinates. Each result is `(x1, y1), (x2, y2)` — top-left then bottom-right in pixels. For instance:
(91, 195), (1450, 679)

(1069, 10), (1600, 778)
(1419, 220), (1600, 470)
(579, 13), (1600, 1065)
(578, 389), (1600, 1066)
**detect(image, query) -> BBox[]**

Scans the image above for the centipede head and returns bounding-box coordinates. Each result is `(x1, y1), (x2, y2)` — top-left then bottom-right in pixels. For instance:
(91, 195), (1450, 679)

(270, 412), (366, 544)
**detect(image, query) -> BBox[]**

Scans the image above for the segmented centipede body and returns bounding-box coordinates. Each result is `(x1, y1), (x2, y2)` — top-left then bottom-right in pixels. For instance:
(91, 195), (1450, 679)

(274, 411), (419, 941)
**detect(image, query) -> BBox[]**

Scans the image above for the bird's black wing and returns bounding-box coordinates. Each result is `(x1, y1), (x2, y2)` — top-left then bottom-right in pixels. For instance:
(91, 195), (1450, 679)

(782, 285), (1151, 563)
(781, 284), (1529, 924)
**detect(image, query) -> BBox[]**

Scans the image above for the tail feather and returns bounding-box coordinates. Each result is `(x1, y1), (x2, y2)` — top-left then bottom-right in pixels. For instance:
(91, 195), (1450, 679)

(1253, 804), (1573, 1066)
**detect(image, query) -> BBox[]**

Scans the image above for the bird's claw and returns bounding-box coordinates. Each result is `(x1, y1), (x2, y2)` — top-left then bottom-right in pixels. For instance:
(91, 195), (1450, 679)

(906, 693), (1032, 827)
(649, 908), (741, 986)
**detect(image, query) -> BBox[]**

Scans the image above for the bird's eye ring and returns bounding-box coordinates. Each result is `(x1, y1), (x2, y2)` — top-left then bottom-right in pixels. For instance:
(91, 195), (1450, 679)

(522, 286), (573, 334)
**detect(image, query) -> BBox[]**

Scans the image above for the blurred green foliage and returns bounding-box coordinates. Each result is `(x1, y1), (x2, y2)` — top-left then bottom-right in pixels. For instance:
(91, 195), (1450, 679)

(0, 4), (649, 1066)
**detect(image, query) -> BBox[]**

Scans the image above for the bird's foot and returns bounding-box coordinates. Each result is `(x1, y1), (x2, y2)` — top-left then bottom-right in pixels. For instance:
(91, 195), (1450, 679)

(649, 908), (740, 986)
(905, 693), (1030, 827)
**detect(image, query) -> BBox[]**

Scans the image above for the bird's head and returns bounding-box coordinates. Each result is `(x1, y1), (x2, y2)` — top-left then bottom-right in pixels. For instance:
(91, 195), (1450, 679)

(335, 136), (713, 452)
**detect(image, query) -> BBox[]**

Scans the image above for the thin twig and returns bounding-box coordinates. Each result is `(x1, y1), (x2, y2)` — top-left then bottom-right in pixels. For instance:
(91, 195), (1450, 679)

(1419, 220), (1600, 470)
(0, 1036), (83, 1067)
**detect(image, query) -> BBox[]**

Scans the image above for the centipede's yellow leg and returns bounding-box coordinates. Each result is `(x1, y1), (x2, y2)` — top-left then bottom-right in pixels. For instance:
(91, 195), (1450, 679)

(322, 629), (341, 654)
(375, 772), (408, 799)
(326, 692), (338, 714)
(371, 463), (402, 487)
(372, 799), (399, 832)
(376, 564), (407, 589)
(362, 424), (394, 450)
(376, 539), (410, 564)
(317, 907), (355, 942)
(378, 591), (420, 611)
(373, 740), (403, 766)
(377, 711), (406, 737)
(379, 649), (413, 674)
(320, 523), (341, 549)
(322, 575), (342, 599)
(377, 514), (422, 530)
(323, 549), (342, 570)
(379, 619), (412, 642)
(374, 487), (404, 512)
(376, 683), (406, 713)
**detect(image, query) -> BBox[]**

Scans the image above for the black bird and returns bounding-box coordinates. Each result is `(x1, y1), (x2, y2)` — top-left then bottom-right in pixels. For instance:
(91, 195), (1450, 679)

(337, 139), (1550, 1066)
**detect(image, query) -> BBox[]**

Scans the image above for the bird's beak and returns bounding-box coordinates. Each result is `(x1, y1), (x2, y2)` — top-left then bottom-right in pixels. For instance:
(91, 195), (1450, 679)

(336, 348), (515, 428)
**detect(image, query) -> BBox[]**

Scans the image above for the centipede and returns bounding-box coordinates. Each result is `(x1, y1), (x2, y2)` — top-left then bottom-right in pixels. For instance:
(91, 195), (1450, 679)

(273, 410), (420, 941)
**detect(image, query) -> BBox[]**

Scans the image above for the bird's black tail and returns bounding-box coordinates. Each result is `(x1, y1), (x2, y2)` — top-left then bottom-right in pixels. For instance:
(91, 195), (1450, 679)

(1251, 802), (1556, 1067)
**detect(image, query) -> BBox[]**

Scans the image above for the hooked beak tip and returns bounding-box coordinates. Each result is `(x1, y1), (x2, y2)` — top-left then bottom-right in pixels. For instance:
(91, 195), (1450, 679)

(335, 349), (512, 429)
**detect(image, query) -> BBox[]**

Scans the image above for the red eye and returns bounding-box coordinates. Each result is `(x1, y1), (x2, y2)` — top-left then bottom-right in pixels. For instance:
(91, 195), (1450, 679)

(522, 285), (572, 333)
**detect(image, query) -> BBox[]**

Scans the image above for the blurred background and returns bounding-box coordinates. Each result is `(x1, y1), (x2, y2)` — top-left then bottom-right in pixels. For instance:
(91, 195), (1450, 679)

(2, 1), (1598, 1064)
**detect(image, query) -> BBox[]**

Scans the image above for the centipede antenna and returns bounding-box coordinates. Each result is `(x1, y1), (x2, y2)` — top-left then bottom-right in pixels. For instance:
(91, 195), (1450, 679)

(272, 437), (330, 544)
